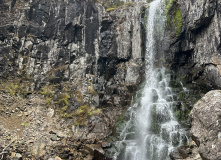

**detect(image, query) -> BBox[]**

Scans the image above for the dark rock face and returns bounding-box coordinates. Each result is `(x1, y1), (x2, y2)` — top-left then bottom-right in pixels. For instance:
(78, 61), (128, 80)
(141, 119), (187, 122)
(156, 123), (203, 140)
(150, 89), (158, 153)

(0, 0), (145, 109)
(190, 90), (221, 160)
(166, 0), (221, 91)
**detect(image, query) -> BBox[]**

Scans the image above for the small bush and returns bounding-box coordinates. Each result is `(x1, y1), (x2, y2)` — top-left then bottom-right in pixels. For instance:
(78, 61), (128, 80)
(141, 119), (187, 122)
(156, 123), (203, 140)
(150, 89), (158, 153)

(40, 85), (55, 98)
(0, 80), (32, 97)
(60, 105), (102, 126)
(6, 83), (19, 96)
(55, 92), (70, 107)
(73, 105), (102, 126)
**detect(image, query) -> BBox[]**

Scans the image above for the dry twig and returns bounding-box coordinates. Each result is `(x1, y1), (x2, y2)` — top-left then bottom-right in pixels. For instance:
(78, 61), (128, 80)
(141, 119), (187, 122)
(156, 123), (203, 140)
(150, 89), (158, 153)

(0, 140), (15, 160)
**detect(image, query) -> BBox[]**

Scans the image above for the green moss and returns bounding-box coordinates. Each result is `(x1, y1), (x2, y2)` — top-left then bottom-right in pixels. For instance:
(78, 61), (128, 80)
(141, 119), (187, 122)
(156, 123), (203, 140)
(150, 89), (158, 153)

(59, 105), (69, 114)
(165, 0), (176, 24)
(89, 107), (102, 115)
(174, 7), (182, 35)
(0, 80), (32, 97)
(55, 92), (70, 107)
(106, 8), (116, 12)
(46, 97), (53, 106)
(21, 122), (29, 127)
(40, 85), (55, 98)
(165, 0), (182, 36)
(125, 2), (134, 7)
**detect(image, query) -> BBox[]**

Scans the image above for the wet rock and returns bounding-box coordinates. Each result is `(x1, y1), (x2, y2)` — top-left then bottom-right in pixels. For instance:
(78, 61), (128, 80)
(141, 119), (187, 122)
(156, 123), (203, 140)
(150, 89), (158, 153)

(170, 141), (202, 160)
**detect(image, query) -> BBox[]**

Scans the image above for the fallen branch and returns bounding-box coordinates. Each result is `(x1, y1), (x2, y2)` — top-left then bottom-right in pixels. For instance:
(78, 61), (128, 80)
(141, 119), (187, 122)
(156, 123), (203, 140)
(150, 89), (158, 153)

(0, 140), (15, 159)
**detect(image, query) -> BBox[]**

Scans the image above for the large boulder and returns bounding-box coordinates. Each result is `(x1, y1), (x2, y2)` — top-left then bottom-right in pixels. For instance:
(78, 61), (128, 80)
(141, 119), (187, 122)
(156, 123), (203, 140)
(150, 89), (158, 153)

(190, 90), (221, 160)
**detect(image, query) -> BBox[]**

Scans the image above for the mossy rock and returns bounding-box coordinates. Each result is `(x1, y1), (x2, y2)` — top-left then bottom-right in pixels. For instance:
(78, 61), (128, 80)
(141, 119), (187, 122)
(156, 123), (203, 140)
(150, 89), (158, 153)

(165, 0), (182, 36)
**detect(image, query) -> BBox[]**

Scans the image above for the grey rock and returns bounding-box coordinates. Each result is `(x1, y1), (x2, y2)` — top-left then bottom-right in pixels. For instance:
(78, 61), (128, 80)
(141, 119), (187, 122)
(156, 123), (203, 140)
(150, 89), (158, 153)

(50, 134), (58, 141)
(47, 108), (54, 118)
(13, 153), (22, 160)
(24, 41), (33, 50)
(166, 0), (221, 91)
(190, 90), (221, 160)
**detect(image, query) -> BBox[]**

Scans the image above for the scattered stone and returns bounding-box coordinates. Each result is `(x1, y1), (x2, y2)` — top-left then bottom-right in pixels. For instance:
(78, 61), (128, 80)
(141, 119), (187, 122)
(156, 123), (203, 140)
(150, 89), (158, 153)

(84, 144), (105, 157)
(56, 131), (67, 139)
(50, 134), (58, 141)
(31, 141), (46, 157)
(48, 156), (62, 160)
(47, 108), (54, 118)
(101, 142), (111, 148)
(12, 153), (22, 160)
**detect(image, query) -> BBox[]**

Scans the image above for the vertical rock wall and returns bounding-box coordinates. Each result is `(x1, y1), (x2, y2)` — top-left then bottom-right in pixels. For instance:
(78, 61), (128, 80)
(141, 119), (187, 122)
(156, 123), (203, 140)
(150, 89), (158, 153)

(0, 0), (146, 110)
(166, 0), (221, 91)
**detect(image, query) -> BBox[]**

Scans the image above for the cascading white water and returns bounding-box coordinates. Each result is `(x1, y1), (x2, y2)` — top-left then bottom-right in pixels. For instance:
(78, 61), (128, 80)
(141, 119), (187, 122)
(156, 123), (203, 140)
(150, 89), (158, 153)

(113, 0), (188, 160)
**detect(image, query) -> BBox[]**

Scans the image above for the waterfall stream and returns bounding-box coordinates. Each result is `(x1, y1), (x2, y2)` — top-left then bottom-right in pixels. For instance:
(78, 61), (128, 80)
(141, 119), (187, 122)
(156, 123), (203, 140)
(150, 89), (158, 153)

(112, 0), (188, 159)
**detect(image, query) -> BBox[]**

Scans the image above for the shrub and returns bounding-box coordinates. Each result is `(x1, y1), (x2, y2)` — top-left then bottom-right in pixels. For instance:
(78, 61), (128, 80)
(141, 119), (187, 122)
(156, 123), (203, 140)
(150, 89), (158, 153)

(40, 85), (55, 98)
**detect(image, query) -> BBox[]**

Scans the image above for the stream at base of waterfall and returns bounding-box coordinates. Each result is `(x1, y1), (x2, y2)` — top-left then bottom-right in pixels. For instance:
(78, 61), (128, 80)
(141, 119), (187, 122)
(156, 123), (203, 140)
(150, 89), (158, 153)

(111, 0), (189, 160)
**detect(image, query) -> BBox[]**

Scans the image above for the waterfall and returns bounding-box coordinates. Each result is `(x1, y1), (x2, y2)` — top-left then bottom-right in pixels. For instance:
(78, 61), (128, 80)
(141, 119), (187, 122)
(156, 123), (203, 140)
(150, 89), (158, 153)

(112, 0), (188, 160)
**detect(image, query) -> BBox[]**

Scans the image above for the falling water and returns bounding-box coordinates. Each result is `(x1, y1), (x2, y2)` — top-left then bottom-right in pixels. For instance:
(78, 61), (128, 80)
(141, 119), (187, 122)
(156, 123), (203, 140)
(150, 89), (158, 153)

(112, 0), (188, 160)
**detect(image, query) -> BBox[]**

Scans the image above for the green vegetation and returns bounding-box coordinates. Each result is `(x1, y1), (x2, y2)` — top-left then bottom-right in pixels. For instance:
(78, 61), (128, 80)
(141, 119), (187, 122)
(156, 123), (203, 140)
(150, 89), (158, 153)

(0, 80), (32, 97)
(125, 2), (134, 7)
(174, 7), (182, 35)
(165, 0), (182, 35)
(39, 82), (101, 126)
(39, 85), (56, 106)
(55, 92), (70, 107)
(106, 7), (116, 12)
(40, 85), (55, 98)
(6, 83), (19, 96)
(21, 122), (29, 127)
(60, 105), (102, 126)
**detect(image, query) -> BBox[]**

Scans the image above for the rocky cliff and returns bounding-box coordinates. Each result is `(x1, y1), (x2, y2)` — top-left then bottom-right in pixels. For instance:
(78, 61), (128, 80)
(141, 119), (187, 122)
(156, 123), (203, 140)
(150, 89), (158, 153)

(0, 0), (145, 108)
(166, 0), (221, 91)
(167, 0), (221, 159)
(0, 0), (221, 159)
(0, 0), (146, 159)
